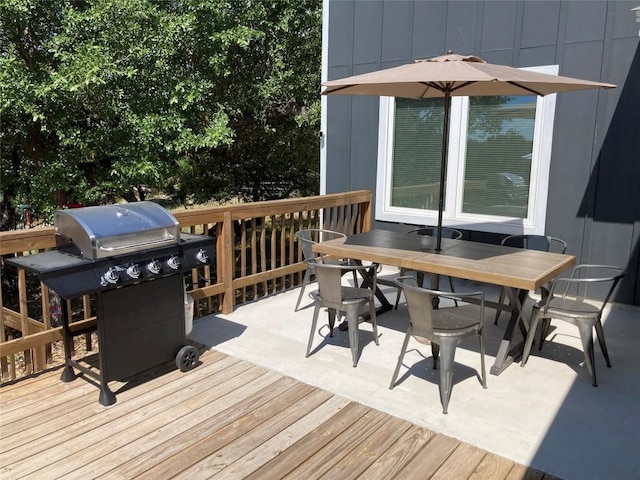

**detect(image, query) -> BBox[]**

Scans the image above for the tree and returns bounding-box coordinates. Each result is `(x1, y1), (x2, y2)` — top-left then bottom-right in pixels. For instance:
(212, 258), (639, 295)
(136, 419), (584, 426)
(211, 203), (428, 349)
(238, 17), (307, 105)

(0, 0), (321, 229)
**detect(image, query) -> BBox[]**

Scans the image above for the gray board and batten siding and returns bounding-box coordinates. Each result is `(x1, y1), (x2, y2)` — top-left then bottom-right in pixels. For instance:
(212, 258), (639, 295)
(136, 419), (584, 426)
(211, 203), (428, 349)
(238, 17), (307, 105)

(322, 0), (640, 306)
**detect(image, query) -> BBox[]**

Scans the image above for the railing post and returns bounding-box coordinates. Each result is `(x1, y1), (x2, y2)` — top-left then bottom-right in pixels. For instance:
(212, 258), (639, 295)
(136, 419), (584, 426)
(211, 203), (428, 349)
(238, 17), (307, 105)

(221, 211), (235, 314)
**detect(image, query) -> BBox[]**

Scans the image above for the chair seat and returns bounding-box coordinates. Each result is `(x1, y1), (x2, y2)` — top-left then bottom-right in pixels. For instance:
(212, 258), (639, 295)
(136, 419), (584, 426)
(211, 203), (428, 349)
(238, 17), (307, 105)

(312, 286), (372, 306)
(341, 287), (373, 302)
(431, 310), (481, 336)
(542, 297), (601, 320)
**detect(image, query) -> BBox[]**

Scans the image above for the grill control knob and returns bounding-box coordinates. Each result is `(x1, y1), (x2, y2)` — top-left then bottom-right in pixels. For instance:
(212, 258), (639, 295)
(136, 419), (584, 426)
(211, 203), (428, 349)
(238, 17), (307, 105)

(127, 264), (141, 279)
(103, 267), (119, 285)
(147, 260), (161, 275)
(196, 249), (209, 264)
(167, 256), (181, 270)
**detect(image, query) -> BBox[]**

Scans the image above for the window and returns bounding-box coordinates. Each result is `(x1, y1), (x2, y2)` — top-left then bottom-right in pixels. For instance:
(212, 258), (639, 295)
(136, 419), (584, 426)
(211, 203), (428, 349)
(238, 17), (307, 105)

(375, 65), (558, 235)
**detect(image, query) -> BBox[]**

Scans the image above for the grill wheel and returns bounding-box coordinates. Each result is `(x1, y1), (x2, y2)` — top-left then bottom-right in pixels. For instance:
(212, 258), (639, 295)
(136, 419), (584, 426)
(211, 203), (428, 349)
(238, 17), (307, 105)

(176, 345), (200, 372)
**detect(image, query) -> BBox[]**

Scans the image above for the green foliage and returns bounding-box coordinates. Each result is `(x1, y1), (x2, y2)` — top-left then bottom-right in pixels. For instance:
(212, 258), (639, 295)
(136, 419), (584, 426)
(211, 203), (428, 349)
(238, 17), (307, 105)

(0, 0), (321, 229)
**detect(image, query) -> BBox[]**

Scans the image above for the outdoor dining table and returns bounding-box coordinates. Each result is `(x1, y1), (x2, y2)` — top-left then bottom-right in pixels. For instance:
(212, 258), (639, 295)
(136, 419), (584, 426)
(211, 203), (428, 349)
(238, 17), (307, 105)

(312, 229), (576, 375)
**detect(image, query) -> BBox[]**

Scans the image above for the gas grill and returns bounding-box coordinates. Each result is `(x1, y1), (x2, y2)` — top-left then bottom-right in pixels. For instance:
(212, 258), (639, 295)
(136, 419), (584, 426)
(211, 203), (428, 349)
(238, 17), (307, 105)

(6, 202), (215, 406)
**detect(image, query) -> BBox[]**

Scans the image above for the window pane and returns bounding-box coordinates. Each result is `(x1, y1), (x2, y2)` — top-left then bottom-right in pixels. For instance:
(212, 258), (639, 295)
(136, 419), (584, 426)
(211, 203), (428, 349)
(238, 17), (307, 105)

(462, 96), (535, 218)
(391, 98), (446, 210)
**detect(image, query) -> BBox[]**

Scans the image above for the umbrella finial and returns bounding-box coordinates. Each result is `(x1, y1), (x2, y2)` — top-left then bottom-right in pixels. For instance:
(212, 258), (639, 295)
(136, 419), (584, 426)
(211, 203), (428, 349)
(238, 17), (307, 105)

(416, 52), (486, 64)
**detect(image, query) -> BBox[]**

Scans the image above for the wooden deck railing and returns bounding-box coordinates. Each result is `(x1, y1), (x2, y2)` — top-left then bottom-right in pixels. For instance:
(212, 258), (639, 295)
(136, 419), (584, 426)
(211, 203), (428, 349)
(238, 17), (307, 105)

(0, 190), (372, 382)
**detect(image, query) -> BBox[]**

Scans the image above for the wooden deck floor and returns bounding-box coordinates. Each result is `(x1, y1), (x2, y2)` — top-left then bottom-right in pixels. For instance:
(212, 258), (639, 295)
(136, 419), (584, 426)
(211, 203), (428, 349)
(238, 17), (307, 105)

(0, 349), (558, 480)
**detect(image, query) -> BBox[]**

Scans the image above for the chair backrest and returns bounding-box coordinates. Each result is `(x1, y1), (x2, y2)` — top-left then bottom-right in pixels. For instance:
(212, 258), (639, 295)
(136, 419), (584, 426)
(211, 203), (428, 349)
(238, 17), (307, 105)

(295, 229), (347, 261)
(501, 234), (567, 253)
(311, 260), (346, 309)
(395, 277), (437, 338)
(408, 226), (463, 240)
(553, 264), (625, 312)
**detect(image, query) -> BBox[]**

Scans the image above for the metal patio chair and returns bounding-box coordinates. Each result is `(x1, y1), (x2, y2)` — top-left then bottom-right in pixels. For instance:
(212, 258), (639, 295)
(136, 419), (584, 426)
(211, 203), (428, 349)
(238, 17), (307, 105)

(305, 259), (379, 367)
(520, 264), (625, 387)
(294, 228), (356, 311)
(394, 227), (463, 309)
(390, 276), (487, 414)
(494, 234), (567, 325)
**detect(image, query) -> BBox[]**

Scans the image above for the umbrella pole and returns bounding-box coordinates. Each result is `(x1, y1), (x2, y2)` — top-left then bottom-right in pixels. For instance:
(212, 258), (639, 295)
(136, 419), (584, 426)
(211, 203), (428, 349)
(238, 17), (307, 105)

(435, 91), (452, 252)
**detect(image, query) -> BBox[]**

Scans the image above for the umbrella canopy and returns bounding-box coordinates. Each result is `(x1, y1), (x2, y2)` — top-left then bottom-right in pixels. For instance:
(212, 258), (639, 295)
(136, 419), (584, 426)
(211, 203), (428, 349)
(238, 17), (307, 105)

(322, 53), (616, 250)
(323, 53), (615, 98)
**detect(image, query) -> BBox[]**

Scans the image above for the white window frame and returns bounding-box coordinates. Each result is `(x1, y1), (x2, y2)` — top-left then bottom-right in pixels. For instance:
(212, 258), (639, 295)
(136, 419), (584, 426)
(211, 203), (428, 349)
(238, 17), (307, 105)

(375, 65), (559, 235)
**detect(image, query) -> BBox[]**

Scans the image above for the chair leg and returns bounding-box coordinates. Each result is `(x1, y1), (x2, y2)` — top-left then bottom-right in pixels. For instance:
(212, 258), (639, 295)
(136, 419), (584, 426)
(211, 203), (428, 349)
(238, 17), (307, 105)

(394, 268), (407, 309)
(345, 304), (361, 367)
(431, 342), (440, 370)
(448, 276), (459, 307)
(493, 287), (506, 325)
(389, 328), (412, 389)
(576, 321), (598, 387)
(327, 308), (336, 336)
(369, 298), (379, 345)
(594, 318), (612, 367)
(437, 338), (458, 414)
(306, 304), (321, 358)
(521, 306), (541, 367)
(295, 269), (312, 311)
(478, 331), (487, 389)
(538, 318), (552, 351)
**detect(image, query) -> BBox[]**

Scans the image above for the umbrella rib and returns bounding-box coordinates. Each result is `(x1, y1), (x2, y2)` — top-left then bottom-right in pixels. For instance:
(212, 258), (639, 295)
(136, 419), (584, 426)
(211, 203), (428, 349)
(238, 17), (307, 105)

(507, 81), (544, 96)
(322, 85), (354, 94)
(420, 81), (479, 97)
(419, 81), (447, 97)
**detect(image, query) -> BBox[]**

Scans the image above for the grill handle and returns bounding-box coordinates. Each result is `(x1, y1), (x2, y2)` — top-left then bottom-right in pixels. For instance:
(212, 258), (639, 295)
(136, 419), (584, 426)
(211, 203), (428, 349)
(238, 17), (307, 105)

(98, 235), (176, 252)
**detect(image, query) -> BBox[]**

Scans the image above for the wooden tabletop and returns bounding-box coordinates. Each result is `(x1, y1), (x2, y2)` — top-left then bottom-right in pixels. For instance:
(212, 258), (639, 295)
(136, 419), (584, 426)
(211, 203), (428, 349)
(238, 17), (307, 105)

(313, 229), (576, 291)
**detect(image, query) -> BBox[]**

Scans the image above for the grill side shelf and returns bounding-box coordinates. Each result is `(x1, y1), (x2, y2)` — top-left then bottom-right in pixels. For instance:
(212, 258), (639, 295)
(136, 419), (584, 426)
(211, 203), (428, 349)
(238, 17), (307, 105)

(5, 251), (101, 299)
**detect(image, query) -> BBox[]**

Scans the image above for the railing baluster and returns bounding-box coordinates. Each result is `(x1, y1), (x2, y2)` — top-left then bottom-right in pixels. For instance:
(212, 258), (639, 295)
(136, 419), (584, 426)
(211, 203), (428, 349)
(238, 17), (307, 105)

(0, 279), (8, 380)
(240, 219), (247, 303)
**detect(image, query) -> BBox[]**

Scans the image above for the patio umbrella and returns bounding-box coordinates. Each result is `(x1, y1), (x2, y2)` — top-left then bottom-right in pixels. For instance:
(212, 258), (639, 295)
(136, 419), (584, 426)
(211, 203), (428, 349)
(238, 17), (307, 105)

(322, 53), (616, 251)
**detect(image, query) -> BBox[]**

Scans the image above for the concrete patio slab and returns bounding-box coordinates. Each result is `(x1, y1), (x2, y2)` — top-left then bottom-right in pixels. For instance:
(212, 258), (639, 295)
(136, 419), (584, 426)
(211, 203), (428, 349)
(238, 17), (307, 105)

(190, 266), (640, 480)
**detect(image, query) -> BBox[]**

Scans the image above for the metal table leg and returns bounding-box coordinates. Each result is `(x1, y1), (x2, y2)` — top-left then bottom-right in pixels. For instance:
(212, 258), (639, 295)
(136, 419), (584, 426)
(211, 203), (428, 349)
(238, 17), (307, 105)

(490, 287), (529, 376)
(355, 262), (393, 316)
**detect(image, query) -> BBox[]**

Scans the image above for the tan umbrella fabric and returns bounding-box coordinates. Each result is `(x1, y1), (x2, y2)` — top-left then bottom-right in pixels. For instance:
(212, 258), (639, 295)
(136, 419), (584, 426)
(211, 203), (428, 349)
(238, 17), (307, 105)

(322, 53), (615, 250)
(322, 53), (615, 98)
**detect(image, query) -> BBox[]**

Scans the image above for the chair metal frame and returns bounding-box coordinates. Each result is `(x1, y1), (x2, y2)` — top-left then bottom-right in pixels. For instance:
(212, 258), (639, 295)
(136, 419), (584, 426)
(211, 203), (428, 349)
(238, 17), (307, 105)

(394, 227), (463, 309)
(494, 234), (567, 325)
(294, 228), (355, 311)
(305, 259), (379, 367)
(520, 264), (625, 387)
(390, 276), (487, 414)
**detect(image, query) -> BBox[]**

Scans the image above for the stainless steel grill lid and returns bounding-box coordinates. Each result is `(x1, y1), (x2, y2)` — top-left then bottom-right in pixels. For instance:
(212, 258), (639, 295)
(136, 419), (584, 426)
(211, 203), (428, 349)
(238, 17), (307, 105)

(54, 202), (180, 259)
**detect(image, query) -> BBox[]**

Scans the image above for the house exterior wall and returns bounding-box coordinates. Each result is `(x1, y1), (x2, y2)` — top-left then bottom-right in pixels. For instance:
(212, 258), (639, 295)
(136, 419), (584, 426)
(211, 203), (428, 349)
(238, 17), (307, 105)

(322, 0), (640, 305)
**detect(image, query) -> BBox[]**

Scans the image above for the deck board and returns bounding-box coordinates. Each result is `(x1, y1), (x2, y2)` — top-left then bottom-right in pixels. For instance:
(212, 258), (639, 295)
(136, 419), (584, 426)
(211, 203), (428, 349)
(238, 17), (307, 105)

(207, 395), (351, 480)
(0, 349), (557, 479)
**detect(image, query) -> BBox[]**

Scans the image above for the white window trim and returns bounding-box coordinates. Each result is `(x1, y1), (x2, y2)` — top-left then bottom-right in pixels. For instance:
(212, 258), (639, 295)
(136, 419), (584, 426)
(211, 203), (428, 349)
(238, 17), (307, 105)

(319, 0), (330, 196)
(375, 65), (558, 235)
